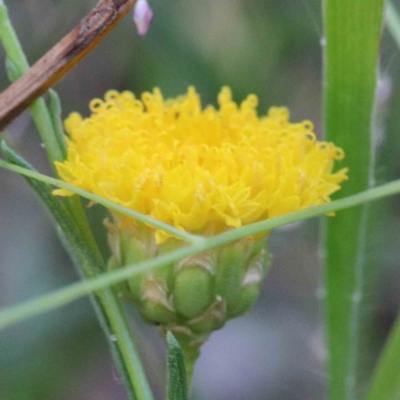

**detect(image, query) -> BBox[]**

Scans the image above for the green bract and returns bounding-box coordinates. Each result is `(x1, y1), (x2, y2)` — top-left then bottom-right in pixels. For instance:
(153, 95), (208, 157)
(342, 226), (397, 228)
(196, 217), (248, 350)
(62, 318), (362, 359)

(107, 218), (270, 378)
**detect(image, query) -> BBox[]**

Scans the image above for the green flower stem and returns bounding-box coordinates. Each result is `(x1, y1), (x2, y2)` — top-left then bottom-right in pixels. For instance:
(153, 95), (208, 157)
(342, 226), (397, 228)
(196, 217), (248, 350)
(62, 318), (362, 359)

(0, 2), (64, 167)
(386, 1), (400, 50)
(180, 345), (199, 390)
(0, 159), (400, 331)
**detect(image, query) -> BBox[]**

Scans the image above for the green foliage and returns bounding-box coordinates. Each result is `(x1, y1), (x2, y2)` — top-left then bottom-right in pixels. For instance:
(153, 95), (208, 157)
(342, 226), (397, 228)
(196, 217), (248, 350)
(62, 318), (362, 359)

(2, 0), (400, 399)
(364, 4), (400, 400)
(48, 90), (67, 159)
(1, 142), (153, 400)
(1, 158), (400, 334)
(323, 0), (384, 398)
(0, 1), (158, 397)
(0, 1), (64, 167)
(167, 332), (189, 400)
(367, 316), (400, 400)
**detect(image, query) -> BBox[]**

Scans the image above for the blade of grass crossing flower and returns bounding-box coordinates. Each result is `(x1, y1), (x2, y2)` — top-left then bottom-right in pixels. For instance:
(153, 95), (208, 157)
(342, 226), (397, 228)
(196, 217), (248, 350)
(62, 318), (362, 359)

(167, 332), (189, 400)
(0, 159), (201, 243)
(1, 143), (154, 400)
(323, 1), (384, 399)
(1, 159), (400, 332)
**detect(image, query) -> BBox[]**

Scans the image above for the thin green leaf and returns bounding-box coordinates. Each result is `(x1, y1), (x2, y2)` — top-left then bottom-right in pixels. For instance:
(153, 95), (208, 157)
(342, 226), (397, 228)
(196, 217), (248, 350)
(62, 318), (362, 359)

(57, 226), (136, 400)
(45, 88), (102, 259)
(0, 158), (400, 331)
(0, 158), (200, 243)
(1, 143), (154, 400)
(323, 0), (384, 398)
(5, 57), (19, 81)
(48, 90), (67, 159)
(0, 0), (101, 262)
(366, 312), (400, 400)
(167, 332), (189, 400)
(1, 144), (94, 272)
(0, 1), (65, 166)
(364, 4), (400, 399)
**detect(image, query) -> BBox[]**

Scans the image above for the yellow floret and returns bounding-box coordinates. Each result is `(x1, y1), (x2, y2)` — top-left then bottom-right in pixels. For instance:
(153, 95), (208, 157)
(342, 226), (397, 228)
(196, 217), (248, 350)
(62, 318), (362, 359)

(55, 87), (348, 242)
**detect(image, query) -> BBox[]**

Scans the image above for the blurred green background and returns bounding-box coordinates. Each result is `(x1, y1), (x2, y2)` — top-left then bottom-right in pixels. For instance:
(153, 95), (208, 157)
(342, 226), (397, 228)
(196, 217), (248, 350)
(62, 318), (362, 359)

(1, 0), (400, 399)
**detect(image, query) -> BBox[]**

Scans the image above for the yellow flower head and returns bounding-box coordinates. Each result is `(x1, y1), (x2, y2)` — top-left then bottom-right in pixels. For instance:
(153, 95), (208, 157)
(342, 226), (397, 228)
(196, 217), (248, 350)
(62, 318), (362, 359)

(55, 87), (348, 242)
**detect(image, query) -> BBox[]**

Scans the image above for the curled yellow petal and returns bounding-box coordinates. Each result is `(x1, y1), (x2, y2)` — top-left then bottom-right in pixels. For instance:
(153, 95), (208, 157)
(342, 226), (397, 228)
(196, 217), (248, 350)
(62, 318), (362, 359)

(55, 87), (348, 241)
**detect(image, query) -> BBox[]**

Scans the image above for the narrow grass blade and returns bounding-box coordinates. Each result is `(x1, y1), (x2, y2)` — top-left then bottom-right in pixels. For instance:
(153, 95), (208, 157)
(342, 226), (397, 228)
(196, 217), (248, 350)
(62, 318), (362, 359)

(366, 314), (400, 400)
(1, 143), (154, 400)
(57, 227), (136, 400)
(0, 158), (200, 243)
(323, 1), (384, 399)
(167, 332), (189, 400)
(365, 4), (400, 398)
(48, 90), (67, 159)
(0, 1), (65, 166)
(0, 159), (400, 331)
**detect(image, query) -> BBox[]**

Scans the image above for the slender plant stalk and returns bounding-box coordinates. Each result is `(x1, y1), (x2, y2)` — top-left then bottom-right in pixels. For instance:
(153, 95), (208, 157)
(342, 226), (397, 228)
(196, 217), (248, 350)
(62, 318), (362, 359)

(0, 3), (153, 399)
(323, 0), (384, 398)
(0, 2), (63, 167)
(0, 160), (400, 331)
(57, 227), (137, 400)
(0, 0), (98, 256)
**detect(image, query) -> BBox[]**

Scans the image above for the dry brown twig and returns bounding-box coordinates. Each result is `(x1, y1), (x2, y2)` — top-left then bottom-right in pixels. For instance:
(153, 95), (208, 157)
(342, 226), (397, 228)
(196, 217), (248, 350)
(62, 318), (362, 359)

(0, 0), (138, 130)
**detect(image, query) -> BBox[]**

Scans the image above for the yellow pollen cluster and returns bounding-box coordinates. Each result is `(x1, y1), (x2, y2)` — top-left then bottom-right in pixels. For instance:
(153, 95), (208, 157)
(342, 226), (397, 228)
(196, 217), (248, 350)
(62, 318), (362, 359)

(55, 87), (348, 242)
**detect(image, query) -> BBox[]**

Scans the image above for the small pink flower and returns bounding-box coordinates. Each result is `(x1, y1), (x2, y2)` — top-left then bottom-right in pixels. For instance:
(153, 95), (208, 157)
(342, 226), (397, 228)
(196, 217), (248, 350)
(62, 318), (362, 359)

(133, 0), (153, 36)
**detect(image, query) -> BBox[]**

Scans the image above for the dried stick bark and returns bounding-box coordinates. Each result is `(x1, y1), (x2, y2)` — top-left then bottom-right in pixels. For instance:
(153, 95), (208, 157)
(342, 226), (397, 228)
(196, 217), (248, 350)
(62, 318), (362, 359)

(0, 0), (137, 130)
